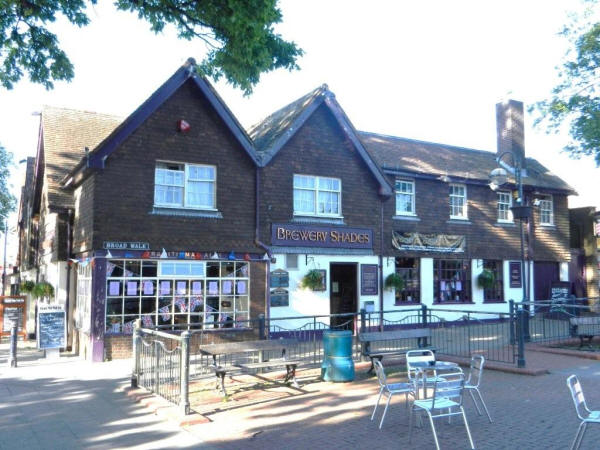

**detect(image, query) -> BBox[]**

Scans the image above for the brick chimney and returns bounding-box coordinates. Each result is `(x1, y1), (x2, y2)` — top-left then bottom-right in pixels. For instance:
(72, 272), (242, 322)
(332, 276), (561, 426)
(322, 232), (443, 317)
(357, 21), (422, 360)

(496, 99), (525, 169)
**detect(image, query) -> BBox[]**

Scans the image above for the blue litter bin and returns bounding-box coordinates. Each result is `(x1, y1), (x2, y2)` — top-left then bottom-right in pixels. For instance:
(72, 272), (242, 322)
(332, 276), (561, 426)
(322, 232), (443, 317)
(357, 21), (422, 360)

(321, 330), (355, 382)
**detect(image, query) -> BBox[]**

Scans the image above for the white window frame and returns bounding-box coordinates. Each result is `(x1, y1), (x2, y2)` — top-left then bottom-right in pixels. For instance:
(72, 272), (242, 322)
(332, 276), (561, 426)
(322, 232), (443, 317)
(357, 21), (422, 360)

(539, 195), (554, 225)
(154, 161), (216, 210)
(395, 179), (416, 216)
(497, 191), (513, 223)
(293, 174), (342, 217)
(449, 183), (468, 220)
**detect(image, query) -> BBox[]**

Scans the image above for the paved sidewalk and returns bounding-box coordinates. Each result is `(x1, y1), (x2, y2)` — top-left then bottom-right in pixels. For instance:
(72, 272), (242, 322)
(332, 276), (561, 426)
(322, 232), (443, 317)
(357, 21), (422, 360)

(0, 340), (204, 449)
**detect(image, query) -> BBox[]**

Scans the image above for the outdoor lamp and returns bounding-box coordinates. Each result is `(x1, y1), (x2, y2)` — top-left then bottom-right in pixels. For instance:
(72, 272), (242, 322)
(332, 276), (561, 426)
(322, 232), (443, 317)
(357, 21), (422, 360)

(489, 167), (508, 189)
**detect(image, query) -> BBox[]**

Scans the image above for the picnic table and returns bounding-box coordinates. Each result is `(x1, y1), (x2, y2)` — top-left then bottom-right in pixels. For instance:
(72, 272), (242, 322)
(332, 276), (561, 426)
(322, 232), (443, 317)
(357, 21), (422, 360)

(199, 338), (300, 395)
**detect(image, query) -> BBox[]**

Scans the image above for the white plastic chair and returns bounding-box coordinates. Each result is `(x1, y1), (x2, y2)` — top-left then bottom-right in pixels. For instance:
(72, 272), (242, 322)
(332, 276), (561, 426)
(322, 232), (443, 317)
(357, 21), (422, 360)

(409, 371), (475, 450)
(464, 355), (492, 423)
(371, 360), (414, 429)
(566, 374), (600, 450)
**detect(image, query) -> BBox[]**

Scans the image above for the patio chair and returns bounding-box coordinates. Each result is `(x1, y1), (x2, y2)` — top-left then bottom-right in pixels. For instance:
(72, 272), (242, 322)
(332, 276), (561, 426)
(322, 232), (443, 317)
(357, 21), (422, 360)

(566, 374), (600, 450)
(408, 371), (475, 450)
(464, 355), (493, 423)
(371, 360), (414, 429)
(406, 349), (446, 385)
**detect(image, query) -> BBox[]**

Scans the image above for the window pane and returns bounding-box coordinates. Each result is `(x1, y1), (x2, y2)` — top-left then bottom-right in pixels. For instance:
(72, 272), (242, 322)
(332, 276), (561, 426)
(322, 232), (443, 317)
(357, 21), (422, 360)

(294, 175), (315, 188)
(318, 177), (339, 191)
(318, 191), (339, 214)
(187, 180), (214, 208)
(294, 188), (315, 213)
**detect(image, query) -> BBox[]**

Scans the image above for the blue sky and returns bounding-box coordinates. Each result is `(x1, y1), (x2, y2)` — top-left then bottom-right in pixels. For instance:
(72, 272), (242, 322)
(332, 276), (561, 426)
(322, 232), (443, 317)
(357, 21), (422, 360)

(1, 0), (599, 262)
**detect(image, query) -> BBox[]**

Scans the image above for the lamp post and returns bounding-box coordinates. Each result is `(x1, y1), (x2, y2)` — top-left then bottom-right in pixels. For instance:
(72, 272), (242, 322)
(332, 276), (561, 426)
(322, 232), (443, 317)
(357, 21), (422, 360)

(489, 152), (532, 345)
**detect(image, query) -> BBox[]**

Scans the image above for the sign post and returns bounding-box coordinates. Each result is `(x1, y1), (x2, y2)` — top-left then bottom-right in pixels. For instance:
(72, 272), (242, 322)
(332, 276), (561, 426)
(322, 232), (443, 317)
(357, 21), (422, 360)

(37, 304), (66, 358)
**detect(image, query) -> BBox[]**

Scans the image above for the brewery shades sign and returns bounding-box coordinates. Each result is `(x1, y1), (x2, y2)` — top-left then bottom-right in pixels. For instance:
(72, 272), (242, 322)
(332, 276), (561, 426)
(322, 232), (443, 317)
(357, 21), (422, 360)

(392, 231), (465, 253)
(271, 223), (373, 249)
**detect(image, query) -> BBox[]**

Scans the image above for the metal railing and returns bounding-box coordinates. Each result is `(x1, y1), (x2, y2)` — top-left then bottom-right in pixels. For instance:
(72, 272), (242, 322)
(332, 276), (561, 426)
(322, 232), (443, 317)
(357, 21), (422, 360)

(132, 304), (519, 414)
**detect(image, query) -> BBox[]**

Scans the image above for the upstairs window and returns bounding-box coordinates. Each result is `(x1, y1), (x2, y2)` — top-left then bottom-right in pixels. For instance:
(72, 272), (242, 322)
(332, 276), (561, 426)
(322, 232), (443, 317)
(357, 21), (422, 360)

(538, 195), (554, 225)
(154, 162), (216, 209)
(293, 174), (341, 217)
(449, 183), (467, 219)
(497, 191), (513, 222)
(395, 179), (415, 216)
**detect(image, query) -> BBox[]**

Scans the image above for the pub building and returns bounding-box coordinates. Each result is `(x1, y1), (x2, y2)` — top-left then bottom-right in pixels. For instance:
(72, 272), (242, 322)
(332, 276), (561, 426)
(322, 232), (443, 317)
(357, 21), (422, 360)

(17, 59), (576, 361)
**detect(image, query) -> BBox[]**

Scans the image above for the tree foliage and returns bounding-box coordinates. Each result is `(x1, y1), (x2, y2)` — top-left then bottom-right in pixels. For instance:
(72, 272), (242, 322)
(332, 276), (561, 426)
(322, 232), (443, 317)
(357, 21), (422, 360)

(532, 3), (600, 166)
(0, 143), (16, 228)
(0, 0), (303, 94)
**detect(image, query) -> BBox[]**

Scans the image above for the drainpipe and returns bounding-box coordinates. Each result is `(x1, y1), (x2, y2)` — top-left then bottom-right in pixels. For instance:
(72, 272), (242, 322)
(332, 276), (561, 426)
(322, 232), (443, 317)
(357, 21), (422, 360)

(65, 209), (73, 351)
(254, 167), (272, 332)
(379, 201), (385, 332)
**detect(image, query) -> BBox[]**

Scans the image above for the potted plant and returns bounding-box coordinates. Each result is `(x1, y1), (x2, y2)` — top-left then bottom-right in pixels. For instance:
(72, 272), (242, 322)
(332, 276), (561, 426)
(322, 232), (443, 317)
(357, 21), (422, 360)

(301, 269), (324, 290)
(477, 269), (496, 290)
(31, 281), (55, 302)
(384, 273), (404, 291)
(20, 280), (35, 294)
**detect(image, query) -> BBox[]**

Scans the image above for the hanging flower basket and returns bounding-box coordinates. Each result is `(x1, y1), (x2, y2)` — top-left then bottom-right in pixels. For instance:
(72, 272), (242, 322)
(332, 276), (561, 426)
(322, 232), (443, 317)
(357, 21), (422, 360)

(301, 269), (324, 291)
(31, 281), (55, 301)
(477, 269), (496, 289)
(384, 273), (404, 291)
(20, 280), (35, 293)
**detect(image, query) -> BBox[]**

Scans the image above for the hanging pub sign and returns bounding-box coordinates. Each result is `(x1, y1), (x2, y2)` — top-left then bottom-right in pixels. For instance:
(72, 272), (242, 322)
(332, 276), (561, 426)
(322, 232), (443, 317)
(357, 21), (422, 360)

(270, 269), (289, 288)
(103, 241), (150, 250)
(271, 223), (373, 249)
(509, 261), (522, 288)
(361, 264), (379, 296)
(392, 231), (465, 253)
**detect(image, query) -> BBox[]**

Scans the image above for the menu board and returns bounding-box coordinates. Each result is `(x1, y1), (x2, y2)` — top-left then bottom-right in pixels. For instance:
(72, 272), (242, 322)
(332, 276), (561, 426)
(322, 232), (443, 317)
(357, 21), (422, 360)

(509, 261), (522, 288)
(270, 269), (289, 288)
(1, 296), (26, 337)
(270, 289), (289, 307)
(550, 282), (571, 306)
(37, 304), (66, 350)
(361, 265), (379, 295)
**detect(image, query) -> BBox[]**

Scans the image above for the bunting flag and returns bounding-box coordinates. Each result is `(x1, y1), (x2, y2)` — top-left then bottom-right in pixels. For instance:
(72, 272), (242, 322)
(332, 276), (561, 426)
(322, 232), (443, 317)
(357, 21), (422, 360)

(142, 315), (153, 328)
(190, 296), (203, 311)
(159, 305), (170, 321)
(106, 262), (116, 277)
(174, 297), (187, 312)
(205, 303), (217, 313)
(110, 322), (120, 334)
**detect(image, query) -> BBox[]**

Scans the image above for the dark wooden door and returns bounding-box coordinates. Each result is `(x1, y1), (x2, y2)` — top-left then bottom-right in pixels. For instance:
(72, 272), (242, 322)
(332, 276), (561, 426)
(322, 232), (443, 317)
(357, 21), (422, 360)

(534, 261), (559, 301)
(330, 263), (357, 330)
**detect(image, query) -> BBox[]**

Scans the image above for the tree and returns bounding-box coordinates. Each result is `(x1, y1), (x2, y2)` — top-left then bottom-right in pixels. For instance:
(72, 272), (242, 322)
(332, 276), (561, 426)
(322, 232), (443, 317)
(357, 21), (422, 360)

(0, 0), (303, 94)
(531, 3), (600, 166)
(0, 144), (16, 227)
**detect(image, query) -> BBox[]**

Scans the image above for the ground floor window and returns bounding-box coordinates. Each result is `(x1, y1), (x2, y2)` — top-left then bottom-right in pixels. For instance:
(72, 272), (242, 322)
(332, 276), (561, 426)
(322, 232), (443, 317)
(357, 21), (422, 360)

(434, 259), (471, 303)
(395, 257), (420, 304)
(105, 259), (250, 333)
(483, 260), (504, 302)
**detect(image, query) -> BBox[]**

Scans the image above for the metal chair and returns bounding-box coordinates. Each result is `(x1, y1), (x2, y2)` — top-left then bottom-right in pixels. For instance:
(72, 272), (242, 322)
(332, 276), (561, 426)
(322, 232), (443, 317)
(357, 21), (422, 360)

(464, 355), (493, 423)
(566, 374), (600, 450)
(409, 370), (475, 450)
(406, 349), (446, 385)
(371, 359), (414, 429)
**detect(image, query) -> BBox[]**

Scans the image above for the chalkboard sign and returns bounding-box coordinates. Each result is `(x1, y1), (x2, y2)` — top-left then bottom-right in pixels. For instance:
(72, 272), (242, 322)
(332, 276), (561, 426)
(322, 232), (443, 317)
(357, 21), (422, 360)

(361, 264), (379, 295)
(509, 261), (522, 288)
(548, 281), (573, 319)
(37, 304), (66, 350)
(1, 296), (27, 337)
(270, 289), (289, 307)
(270, 269), (289, 288)
(3, 307), (22, 332)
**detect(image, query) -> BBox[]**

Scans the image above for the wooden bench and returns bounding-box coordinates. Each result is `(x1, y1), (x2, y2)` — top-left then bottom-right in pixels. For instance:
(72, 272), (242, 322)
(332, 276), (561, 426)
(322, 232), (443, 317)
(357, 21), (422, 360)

(236, 359), (301, 388)
(570, 317), (600, 348)
(359, 328), (433, 373)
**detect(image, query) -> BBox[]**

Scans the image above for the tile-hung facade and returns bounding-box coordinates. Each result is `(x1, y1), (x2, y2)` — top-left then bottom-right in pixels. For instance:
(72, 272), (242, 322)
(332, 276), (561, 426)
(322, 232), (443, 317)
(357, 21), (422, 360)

(18, 60), (576, 360)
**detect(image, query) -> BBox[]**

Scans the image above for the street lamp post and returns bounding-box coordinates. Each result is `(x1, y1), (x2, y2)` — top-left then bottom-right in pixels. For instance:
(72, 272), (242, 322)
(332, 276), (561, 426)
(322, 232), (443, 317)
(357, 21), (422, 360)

(489, 152), (532, 347)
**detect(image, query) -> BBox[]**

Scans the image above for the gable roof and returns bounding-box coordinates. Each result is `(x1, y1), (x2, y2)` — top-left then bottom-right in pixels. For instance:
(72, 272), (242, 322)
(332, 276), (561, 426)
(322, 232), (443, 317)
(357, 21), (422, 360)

(360, 132), (577, 194)
(63, 58), (259, 188)
(39, 106), (122, 211)
(249, 85), (393, 196)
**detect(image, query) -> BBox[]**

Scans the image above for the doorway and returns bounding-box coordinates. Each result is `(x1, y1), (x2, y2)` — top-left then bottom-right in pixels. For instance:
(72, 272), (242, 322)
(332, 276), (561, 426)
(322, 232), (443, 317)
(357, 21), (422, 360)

(534, 261), (560, 301)
(330, 263), (357, 330)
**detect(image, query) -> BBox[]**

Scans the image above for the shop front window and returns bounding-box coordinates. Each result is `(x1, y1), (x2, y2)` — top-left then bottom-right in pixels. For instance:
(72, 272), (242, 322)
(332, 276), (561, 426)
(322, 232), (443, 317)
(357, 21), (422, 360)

(483, 260), (504, 302)
(395, 257), (420, 304)
(105, 259), (250, 334)
(434, 259), (471, 303)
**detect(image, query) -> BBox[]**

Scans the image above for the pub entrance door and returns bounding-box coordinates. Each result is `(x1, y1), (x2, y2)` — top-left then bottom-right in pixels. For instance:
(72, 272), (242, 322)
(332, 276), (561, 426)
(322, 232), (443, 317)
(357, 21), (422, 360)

(330, 263), (357, 330)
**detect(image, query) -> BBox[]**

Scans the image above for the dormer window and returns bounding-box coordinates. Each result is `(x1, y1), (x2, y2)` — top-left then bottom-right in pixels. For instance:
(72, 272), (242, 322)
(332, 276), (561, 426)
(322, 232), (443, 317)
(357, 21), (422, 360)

(293, 174), (341, 217)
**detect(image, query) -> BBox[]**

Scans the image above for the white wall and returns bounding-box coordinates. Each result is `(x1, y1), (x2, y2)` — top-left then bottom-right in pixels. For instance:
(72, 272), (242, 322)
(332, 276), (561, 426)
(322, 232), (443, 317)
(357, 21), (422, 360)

(269, 253), (379, 330)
